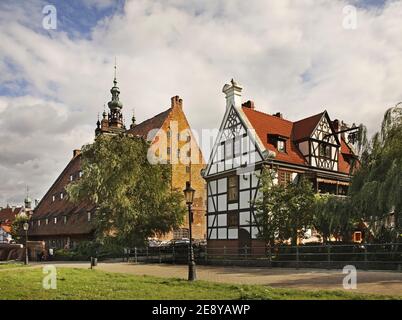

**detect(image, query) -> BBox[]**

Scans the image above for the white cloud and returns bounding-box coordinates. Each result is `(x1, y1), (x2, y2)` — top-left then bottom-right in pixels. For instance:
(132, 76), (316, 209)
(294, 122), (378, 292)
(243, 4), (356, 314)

(0, 0), (401, 204)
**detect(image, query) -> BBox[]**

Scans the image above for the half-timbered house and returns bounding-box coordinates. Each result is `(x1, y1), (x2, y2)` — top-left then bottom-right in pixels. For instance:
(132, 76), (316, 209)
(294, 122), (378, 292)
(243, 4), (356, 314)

(202, 80), (358, 254)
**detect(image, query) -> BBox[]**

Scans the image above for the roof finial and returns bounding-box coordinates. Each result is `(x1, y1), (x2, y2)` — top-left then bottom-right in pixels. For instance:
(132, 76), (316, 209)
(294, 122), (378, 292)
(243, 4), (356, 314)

(114, 56), (117, 86)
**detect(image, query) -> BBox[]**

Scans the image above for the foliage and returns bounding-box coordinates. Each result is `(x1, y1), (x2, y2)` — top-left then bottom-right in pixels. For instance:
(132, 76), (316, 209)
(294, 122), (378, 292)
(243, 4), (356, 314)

(350, 106), (402, 242)
(66, 134), (186, 247)
(254, 168), (316, 246)
(313, 195), (358, 243)
(10, 214), (30, 243)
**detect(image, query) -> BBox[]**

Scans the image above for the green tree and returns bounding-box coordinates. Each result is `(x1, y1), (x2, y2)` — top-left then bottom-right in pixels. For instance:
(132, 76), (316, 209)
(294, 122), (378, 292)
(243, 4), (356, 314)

(67, 134), (186, 247)
(313, 195), (357, 243)
(10, 214), (30, 243)
(350, 106), (402, 242)
(254, 168), (316, 246)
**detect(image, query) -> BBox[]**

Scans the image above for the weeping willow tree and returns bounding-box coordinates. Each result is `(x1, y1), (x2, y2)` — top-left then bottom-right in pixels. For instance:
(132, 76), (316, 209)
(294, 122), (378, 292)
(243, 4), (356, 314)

(313, 195), (357, 243)
(350, 104), (402, 242)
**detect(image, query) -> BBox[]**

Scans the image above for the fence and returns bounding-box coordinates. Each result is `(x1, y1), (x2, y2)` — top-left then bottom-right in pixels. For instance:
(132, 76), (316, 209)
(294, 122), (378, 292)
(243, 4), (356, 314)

(127, 243), (402, 271)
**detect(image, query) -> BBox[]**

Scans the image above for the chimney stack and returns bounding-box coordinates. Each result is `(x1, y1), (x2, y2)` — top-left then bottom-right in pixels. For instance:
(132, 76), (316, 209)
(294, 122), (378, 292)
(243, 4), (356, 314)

(242, 100), (255, 109)
(171, 95), (183, 108)
(73, 149), (81, 158)
(222, 79), (243, 109)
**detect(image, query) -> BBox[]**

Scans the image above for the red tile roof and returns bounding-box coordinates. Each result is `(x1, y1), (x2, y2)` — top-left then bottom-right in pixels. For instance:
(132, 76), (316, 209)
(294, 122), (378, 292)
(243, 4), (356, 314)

(127, 108), (171, 139)
(30, 154), (95, 236)
(339, 138), (355, 174)
(0, 207), (23, 223)
(1, 225), (11, 233)
(241, 107), (306, 165)
(241, 106), (356, 174)
(293, 112), (325, 141)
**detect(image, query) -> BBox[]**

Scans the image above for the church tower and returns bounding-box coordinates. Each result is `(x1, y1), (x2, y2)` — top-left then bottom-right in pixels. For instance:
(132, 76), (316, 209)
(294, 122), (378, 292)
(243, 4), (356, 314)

(95, 63), (126, 136)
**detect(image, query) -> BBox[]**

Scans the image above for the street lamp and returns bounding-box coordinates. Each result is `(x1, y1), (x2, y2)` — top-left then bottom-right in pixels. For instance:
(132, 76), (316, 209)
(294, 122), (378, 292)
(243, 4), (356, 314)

(23, 222), (29, 265)
(183, 181), (196, 281)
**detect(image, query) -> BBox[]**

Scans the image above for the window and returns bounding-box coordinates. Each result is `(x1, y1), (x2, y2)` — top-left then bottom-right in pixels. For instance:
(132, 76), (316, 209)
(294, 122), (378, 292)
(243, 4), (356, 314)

(278, 171), (293, 185)
(52, 195), (56, 202)
(186, 166), (190, 173)
(69, 174), (74, 182)
(225, 140), (233, 158)
(187, 150), (191, 157)
(277, 139), (286, 153)
(227, 212), (239, 227)
(234, 137), (241, 156)
(186, 135), (191, 142)
(228, 176), (239, 202)
(167, 130), (171, 139)
(79, 171), (83, 178)
(60, 192), (64, 200)
(54, 217), (57, 224)
(87, 212), (91, 222)
(353, 231), (362, 243)
(38, 220), (41, 227)
(167, 147), (171, 155)
(64, 216), (67, 224)
(46, 218), (49, 225)
(177, 148), (180, 158)
(319, 143), (331, 158)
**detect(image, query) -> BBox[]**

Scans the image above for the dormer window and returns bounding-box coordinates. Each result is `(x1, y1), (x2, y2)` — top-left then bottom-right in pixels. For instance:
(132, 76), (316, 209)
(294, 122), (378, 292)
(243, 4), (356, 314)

(277, 139), (286, 153)
(268, 134), (288, 153)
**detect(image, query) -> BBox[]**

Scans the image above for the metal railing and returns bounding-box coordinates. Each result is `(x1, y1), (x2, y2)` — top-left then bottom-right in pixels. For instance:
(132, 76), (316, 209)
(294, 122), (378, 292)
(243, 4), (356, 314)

(127, 243), (402, 271)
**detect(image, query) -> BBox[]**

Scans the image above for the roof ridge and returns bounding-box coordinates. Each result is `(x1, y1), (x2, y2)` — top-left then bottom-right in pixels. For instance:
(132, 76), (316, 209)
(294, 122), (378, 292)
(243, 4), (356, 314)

(241, 106), (294, 124)
(294, 111), (325, 124)
(136, 108), (171, 126)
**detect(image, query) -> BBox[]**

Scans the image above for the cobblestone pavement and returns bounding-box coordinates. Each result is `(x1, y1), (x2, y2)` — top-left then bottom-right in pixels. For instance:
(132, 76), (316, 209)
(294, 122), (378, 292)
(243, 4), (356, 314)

(34, 261), (402, 296)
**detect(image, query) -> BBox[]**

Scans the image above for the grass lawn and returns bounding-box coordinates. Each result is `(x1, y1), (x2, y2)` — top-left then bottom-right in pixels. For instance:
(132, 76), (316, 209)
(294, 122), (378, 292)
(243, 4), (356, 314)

(0, 267), (399, 300)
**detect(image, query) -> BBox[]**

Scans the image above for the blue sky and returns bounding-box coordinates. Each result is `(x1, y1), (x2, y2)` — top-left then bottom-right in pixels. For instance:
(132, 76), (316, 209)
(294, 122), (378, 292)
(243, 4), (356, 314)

(44, 0), (125, 39)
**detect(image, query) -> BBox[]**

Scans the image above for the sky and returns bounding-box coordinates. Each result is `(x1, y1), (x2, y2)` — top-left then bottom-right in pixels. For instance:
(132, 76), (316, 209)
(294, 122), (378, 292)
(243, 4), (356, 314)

(0, 0), (401, 205)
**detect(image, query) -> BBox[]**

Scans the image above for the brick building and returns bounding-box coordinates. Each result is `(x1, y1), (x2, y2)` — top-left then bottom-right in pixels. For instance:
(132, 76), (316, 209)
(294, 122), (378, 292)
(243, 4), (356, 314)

(29, 72), (206, 249)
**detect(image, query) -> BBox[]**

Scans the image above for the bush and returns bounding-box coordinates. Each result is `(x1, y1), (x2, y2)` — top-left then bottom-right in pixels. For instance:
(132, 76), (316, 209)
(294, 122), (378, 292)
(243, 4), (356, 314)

(53, 249), (88, 261)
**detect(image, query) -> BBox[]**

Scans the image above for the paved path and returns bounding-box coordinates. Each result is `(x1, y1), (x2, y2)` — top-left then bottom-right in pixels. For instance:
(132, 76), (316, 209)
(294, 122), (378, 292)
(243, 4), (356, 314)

(33, 262), (402, 296)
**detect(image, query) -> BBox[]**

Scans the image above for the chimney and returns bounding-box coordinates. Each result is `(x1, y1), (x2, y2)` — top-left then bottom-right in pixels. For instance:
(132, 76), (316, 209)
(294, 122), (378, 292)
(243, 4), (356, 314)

(171, 95), (183, 108)
(273, 112), (283, 119)
(222, 79), (243, 109)
(332, 119), (340, 132)
(73, 149), (81, 158)
(242, 100), (255, 109)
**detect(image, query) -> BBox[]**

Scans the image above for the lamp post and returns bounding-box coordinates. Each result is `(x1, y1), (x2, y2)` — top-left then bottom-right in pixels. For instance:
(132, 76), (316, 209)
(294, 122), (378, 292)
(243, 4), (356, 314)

(23, 222), (29, 265)
(183, 181), (196, 281)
